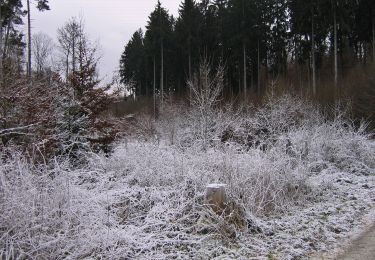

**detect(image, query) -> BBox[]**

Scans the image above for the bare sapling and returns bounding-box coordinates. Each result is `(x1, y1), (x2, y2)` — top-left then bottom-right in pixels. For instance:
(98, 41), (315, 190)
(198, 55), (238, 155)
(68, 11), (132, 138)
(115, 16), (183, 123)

(187, 60), (225, 150)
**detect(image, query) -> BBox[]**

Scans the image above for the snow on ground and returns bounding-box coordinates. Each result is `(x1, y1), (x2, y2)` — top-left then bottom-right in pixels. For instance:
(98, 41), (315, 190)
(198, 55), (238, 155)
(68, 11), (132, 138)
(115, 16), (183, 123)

(1, 95), (374, 259)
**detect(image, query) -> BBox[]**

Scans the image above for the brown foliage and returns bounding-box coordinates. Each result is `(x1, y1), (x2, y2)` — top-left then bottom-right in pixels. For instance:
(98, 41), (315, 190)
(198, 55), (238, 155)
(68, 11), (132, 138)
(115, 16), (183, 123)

(0, 73), (65, 159)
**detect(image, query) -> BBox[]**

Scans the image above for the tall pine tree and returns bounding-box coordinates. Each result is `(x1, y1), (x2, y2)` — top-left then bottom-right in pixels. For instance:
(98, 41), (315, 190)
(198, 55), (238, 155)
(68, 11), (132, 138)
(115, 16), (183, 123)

(144, 1), (174, 102)
(120, 29), (146, 96)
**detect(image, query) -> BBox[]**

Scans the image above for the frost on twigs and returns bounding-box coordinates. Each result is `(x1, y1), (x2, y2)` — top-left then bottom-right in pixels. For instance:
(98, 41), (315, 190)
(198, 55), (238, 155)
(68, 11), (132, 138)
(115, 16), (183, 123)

(1, 93), (375, 259)
(185, 60), (225, 151)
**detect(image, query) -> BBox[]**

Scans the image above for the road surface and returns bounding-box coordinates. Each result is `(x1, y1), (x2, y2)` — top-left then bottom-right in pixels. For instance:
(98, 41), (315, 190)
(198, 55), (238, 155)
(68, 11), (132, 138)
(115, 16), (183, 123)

(337, 225), (375, 260)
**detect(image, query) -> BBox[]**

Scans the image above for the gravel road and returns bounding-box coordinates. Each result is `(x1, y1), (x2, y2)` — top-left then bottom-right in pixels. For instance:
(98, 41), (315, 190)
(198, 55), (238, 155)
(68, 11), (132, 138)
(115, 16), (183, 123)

(337, 225), (375, 260)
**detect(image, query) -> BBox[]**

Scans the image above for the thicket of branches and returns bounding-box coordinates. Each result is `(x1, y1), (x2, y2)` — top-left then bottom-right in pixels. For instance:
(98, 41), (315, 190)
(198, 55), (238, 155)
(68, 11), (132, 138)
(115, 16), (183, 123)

(0, 12), (119, 162)
(1, 86), (374, 259)
(0, 2), (374, 259)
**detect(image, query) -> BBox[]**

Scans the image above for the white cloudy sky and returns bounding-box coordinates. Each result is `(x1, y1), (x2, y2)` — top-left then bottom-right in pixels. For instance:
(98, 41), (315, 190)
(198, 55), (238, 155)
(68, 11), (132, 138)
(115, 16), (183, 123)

(25, 0), (180, 82)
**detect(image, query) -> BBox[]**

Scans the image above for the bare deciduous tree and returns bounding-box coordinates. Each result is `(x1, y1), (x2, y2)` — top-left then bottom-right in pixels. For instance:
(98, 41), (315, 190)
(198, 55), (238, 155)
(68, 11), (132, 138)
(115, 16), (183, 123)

(57, 17), (82, 80)
(32, 32), (54, 75)
(188, 60), (224, 111)
(26, 0), (50, 79)
(187, 60), (225, 150)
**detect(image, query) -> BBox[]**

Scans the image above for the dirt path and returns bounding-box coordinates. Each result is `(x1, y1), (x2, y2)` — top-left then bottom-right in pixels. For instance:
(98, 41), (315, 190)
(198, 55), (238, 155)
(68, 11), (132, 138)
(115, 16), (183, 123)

(337, 225), (375, 260)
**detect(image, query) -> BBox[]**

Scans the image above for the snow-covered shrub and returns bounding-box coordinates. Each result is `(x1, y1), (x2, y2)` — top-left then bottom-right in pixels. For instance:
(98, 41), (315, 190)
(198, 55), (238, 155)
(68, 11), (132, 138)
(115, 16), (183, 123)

(255, 92), (321, 134)
(156, 103), (244, 152)
(0, 149), (123, 259)
(216, 148), (310, 215)
(100, 139), (311, 219)
(0, 75), (65, 160)
(1, 87), (374, 259)
(156, 99), (187, 145)
(182, 61), (227, 150)
(132, 113), (158, 142)
(220, 93), (321, 151)
(0, 151), (72, 259)
(305, 118), (373, 175)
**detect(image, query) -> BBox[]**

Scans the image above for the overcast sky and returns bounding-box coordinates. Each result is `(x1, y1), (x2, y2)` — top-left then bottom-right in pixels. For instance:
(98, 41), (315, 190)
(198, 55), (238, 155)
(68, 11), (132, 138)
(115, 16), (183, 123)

(26, 0), (180, 83)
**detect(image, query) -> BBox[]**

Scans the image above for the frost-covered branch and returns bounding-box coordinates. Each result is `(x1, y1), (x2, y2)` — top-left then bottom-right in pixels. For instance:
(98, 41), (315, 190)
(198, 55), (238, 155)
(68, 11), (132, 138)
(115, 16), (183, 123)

(0, 124), (38, 136)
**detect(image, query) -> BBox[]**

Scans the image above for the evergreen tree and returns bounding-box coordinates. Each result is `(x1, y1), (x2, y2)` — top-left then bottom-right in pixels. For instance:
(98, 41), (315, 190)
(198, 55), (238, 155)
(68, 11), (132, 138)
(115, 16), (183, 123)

(268, 0), (289, 76)
(119, 0), (374, 101)
(144, 1), (174, 101)
(212, 0), (229, 59)
(0, 0), (27, 83)
(288, 0), (329, 95)
(198, 0), (220, 60)
(355, 0), (375, 62)
(175, 0), (202, 85)
(119, 29), (146, 96)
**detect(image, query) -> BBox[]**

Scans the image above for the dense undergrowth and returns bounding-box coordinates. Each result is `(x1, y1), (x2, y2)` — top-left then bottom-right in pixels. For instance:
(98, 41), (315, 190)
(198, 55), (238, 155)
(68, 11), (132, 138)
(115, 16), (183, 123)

(1, 92), (374, 259)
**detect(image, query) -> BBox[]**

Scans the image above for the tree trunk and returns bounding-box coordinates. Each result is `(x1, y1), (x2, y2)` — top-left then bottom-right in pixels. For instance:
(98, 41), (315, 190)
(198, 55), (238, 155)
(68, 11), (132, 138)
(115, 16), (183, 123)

(188, 43), (192, 79)
(27, 0), (31, 79)
(243, 41), (247, 98)
(188, 43), (192, 104)
(72, 37), (76, 73)
(3, 22), (10, 62)
(250, 64), (254, 91)
(66, 50), (70, 80)
(153, 55), (156, 119)
(333, 2), (338, 93)
(78, 33), (84, 73)
(307, 60), (311, 90)
(372, 12), (375, 62)
(238, 66), (241, 94)
(257, 40), (261, 95)
(311, 9), (316, 97)
(242, 0), (246, 98)
(160, 39), (164, 104)
(0, 1), (3, 84)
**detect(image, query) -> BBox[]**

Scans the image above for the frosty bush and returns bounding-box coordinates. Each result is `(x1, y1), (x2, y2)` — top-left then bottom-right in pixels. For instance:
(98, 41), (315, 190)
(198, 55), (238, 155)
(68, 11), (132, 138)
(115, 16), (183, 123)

(0, 150), (123, 259)
(153, 62), (245, 152)
(184, 61), (226, 150)
(255, 92), (321, 134)
(1, 90), (374, 259)
(304, 116), (374, 174)
(0, 151), (72, 259)
(0, 74), (119, 163)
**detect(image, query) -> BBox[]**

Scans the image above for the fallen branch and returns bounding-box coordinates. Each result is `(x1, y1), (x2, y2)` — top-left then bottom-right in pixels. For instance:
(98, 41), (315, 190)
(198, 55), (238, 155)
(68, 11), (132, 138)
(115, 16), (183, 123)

(0, 124), (39, 137)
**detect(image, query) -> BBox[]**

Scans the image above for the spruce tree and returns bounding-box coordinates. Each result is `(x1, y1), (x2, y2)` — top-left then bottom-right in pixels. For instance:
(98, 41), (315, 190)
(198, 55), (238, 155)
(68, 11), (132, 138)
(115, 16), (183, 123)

(175, 0), (202, 97)
(144, 1), (173, 101)
(120, 29), (146, 97)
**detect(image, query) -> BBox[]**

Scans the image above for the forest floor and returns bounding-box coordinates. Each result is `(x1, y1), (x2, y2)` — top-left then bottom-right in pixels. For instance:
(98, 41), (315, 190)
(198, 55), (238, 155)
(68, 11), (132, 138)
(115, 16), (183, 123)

(61, 141), (375, 259)
(310, 210), (375, 259)
(1, 95), (374, 259)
